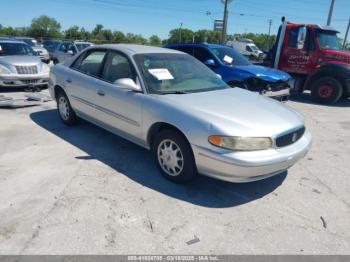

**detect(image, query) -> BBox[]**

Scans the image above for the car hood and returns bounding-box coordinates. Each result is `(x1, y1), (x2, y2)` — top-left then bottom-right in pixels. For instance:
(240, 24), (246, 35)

(32, 46), (47, 52)
(234, 65), (291, 82)
(160, 88), (304, 137)
(0, 55), (41, 66)
(322, 49), (350, 63)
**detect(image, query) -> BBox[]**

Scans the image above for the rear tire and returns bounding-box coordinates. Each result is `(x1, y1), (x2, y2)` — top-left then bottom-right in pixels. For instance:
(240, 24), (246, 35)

(311, 77), (342, 104)
(56, 91), (78, 125)
(152, 130), (197, 184)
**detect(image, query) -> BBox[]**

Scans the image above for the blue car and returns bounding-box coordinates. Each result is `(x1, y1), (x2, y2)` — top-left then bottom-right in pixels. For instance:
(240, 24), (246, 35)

(165, 43), (293, 101)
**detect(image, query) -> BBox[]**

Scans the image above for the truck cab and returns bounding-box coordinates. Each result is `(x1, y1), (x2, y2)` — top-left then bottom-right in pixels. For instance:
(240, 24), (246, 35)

(270, 21), (350, 104)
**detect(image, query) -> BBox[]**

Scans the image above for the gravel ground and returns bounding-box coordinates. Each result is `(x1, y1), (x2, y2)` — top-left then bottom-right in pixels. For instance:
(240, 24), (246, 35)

(0, 89), (349, 255)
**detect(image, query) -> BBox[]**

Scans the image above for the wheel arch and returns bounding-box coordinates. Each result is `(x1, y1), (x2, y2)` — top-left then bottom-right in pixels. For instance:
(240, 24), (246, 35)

(54, 85), (66, 101)
(305, 64), (349, 92)
(147, 122), (191, 150)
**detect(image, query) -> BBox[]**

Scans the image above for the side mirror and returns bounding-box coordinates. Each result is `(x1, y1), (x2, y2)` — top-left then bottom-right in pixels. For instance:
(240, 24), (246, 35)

(204, 59), (216, 66)
(67, 50), (74, 55)
(297, 26), (307, 50)
(114, 78), (142, 92)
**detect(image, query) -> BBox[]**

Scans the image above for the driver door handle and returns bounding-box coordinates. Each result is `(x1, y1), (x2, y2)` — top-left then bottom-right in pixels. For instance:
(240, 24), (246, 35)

(97, 90), (105, 96)
(66, 78), (72, 83)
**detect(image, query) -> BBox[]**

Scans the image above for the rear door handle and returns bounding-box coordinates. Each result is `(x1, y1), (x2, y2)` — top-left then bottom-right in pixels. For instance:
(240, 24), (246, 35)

(66, 78), (72, 83)
(97, 90), (105, 96)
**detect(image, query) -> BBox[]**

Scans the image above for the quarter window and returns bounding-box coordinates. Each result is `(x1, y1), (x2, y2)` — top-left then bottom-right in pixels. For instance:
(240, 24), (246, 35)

(72, 50), (106, 77)
(101, 52), (135, 83)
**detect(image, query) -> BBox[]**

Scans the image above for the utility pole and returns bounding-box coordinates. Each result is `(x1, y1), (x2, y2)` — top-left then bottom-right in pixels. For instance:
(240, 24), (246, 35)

(343, 18), (350, 50)
(221, 0), (233, 44)
(179, 22), (183, 43)
(327, 0), (335, 26)
(267, 19), (273, 50)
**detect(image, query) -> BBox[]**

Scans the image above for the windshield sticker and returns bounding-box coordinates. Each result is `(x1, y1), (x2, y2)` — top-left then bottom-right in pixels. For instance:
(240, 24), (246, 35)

(223, 55), (233, 64)
(148, 69), (174, 80)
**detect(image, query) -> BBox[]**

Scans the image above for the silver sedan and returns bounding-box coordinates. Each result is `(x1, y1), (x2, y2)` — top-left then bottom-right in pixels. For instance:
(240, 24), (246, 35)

(49, 44), (312, 183)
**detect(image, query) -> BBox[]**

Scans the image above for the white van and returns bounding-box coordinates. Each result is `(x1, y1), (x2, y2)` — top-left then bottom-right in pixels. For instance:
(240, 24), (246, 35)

(226, 40), (264, 60)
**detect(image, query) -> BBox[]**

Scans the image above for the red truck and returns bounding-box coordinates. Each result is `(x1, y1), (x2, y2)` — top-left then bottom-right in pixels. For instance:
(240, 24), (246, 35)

(269, 18), (350, 104)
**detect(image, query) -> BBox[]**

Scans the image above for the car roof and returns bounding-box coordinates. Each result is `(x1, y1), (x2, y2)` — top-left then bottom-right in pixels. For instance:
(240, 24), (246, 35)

(15, 37), (34, 40)
(166, 43), (226, 49)
(0, 39), (26, 44)
(93, 44), (183, 55)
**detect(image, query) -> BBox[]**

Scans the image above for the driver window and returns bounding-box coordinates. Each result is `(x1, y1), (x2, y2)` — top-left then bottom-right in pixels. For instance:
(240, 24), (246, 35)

(59, 43), (67, 52)
(101, 51), (136, 83)
(193, 47), (214, 63)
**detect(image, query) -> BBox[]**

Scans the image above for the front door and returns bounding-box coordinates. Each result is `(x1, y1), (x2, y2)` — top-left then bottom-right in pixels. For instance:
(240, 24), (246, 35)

(93, 51), (143, 140)
(279, 26), (318, 75)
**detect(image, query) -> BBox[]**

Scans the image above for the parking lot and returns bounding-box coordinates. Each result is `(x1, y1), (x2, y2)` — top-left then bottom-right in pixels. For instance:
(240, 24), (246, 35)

(0, 90), (349, 255)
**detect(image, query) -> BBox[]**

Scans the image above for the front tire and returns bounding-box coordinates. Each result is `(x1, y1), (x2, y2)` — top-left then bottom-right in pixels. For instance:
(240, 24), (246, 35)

(56, 91), (77, 125)
(311, 77), (342, 104)
(152, 130), (197, 184)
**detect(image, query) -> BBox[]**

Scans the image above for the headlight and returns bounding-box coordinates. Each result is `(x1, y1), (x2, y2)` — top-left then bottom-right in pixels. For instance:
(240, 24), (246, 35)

(42, 63), (50, 74)
(208, 136), (272, 151)
(0, 65), (11, 75)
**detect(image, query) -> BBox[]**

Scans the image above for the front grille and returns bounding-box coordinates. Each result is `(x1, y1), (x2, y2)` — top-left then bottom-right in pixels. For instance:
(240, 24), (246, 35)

(276, 127), (305, 147)
(15, 65), (38, 75)
(21, 79), (39, 85)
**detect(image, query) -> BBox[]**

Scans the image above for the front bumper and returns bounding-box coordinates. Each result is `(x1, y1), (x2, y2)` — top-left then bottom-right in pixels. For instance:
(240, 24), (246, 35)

(0, 74), (49, 87)
(192, 130), (312, 183)
(262, 88), (290, 102)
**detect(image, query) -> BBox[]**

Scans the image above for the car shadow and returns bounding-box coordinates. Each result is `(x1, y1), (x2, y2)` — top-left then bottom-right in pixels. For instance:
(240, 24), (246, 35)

(290, 93), (350, 107)
(30, 109), (287, 208)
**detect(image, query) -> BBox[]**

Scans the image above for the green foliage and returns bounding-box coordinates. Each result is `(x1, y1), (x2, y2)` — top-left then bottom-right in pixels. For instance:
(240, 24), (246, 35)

(149, 35), (162, 46)
(167, 28), (194, 44)
(113, 31), (125, 43)
(29, 15), (62, 38)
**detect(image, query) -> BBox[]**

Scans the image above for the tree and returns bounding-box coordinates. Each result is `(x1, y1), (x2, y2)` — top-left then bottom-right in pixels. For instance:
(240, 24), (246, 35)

(124, 33), (147, 44)
(113, 31), (125, 43)
(65, 26), (81, 40)
(168, 28), (194, 44)
(29, 15), (62, 38)
(149, 35), (162, 46)
(194, 30), (221, 44)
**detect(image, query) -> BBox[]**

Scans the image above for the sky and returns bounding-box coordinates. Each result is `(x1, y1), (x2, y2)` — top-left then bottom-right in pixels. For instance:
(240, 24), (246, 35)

(1, 0), (350, 39)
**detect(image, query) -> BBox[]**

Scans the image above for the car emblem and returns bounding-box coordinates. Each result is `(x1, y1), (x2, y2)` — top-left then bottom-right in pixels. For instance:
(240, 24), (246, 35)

(292, 133), (298, 142)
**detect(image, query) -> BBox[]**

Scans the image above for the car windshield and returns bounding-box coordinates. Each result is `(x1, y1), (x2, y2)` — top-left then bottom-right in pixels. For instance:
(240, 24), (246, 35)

(0, 42), (36, 56)
(134, 53), (229, 94)
(75, 43), (91, 51)
(250, 45), (259, 51)
(20, 39), (36, 47)
(43, 41), (60, 51)
(317, 30), (341, 50)
(210, 46), (251, 66)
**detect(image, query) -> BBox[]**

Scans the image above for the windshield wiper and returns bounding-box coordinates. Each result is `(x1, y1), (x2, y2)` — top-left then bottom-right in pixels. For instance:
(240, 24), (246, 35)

(156, 91), (189, 95)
